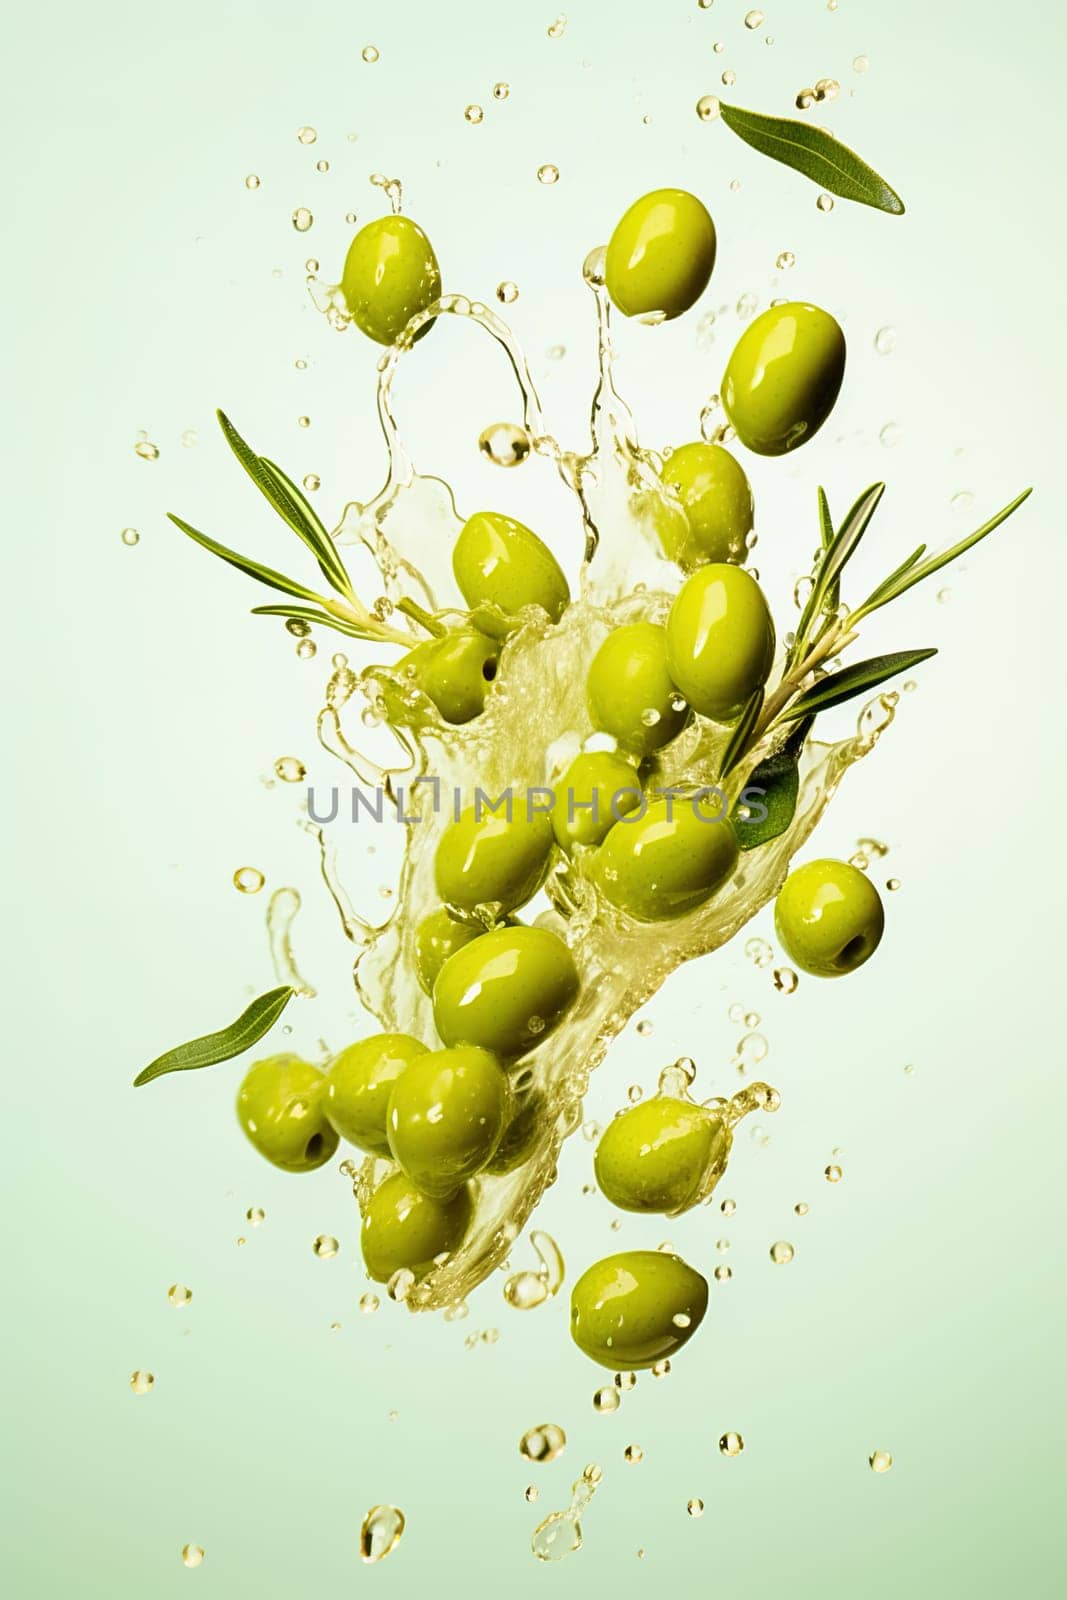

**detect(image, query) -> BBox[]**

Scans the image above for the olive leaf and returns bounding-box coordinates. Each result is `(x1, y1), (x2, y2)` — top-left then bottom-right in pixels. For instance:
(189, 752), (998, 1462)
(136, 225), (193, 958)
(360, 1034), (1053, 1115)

(732, 717), (813, 852)
(792, 483), (885, 660)
(782, 648), (937, 721)
(718, 102), (905, 215)
(167, 513), (324, 604)
(250, 603), (374, 639)
(133, 986), (296, 1087)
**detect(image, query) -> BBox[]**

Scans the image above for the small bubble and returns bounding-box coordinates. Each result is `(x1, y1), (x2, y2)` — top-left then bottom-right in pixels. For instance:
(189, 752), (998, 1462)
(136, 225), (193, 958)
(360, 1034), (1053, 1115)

(776, 250), (796, 270)
(297, 126), (317, 145)
(636, 1020), (653, 1038)
(593, 1386), (620, 1414)
(744, 1010), (761, 1028)
(721, 69), (736, 86)
(181, 428), (198, 448)
(816, 192), (835, 212)
(769, 1240), (795, 1266)
(886, 877), (901, 892)
(936, 586), (952, 604)
(245, 173), (261, 190)
(903, 1062), (915, 1076)
(794, 1201), (809, 1216)
(624, 1444), (644, 1464)
(796, 88), (815, 110)
(547, 14), (567, 37)
(493, 81), (510, 100)
(303, 473), (321, 491)
(313, 1234), (339, 1259)
(130, 1370), (154, 1395)
(874, 325), (897, 355)
(167, 1283), (193, 1307)
(296, 638), (317, 660)
(387, 1268), (415, 1303)
(520, 1423), (567, 1463)
(315, 159), (329, 173)
(120, 527), (140, 546)
(696, 94), (721, 122)
(687, 1498), (705, 1518)
(537, 164), (560, 185)
(478, 421), (531, 467)
(869, 1450), (894, 1474)
(233, 866), (265, 894)
(464, 104), (484, 124)
(292, 207), (314, 232)
(359, 1292), (380, 1314)
(729, 178), (742, 192)
(134, 435), (159, 461)
(825, 1164), (843, 1184)
(814, 77), (841, 102)
(361, 45), (379, 63)
(951, 489), (975, 511)
(181, 1545), (205, 1569)
(714, 1264), (732, 1282)
(853, 54), (870, 73)
(879, 421), (901, 448)
(345, 211), (357, 224)
(719, 1431), (744, 1457)
(773, 966), (798, 994)
(246, 1206), (265, 1226)
(496, 280), (519, 304)
(745, 936), (774, 968)
(274, 756), (307, 783)
(359, 1505), (404, 1563)
(745, 8), (764, 26)
(714, 41), (725, 54)
(720, 1197), (736, 1217)
(525, 1484), (539, 1502)
(653, 1355), (674, 1373)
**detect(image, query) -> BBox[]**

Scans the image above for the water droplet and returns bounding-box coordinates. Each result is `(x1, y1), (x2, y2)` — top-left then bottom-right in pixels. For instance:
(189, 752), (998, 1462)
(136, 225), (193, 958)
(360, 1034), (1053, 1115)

(121, 527), (140, 546)
(773, 966), (798, 994)
(134, 435), (159, 461)
(359, 1505), (404, 1563)
(296, 638), (317, 660)
(312, 1234), (339, 1259)
(654, 1352), (675, 1372)
(315, 159), (329, 173)
(936, 586), (952, 604)
(167, 1283), (193, 1307)
(464, 104), (484, 124)
(493, 81), (510, 100)
(874, 325), (897, 355)
(547, 14), (567, 37)
(520, 1422), (567, 1464)
(879, 421), (901, 448)
(624, 1443), (644, 1464)
(696, 94), (721, 121)
(246, 1206), (265, 1226)
(636, 1020), (653, 1038)
(531, 1511), (582, 1563)
(853, 54), (870, 73)
(181, 1544), (205, 1569)
(525, 1484), (539, 1502)
(274, 755), (307, 783)
(130, 1370), (154, 1395)
(361, 45), (379, 63)
(359, 1292), (380, 1314)
(297, 126), (317, 145)
(387, 1268), (415, 1303)
(776, 250), (796, 270)
(615, 1370), (637, 1391)
(796, 88), (815, 110)
(951, 489), (975, 511)
(537, 164), (560, 185)
(794, 1202), (809, 1216)
(496, 280), (519, 304)
(720, 1197), (736, 1217)
(714, 1264), (732, 1282)
(769, 1240), (795, 1266)
(478, 421), (531, 467)
(291, 207), (314, 232)
(719, 1431), (744, 1457)
(814, 77), (841, 102)
(825, 1164), (843, 1183)
(869, 1449), (893, 1474)
(245, 173), (261, 190)
(302, 472), (320, 491)
(721, 69), (737, 87)
(687, 1498), (705, 1517)
(886, 876), (901, 892)
(816, 192), (835, 212)
(736, 291), (758, 319)
(233, 866), (265, 894)
(593, 1386), (620, 1413)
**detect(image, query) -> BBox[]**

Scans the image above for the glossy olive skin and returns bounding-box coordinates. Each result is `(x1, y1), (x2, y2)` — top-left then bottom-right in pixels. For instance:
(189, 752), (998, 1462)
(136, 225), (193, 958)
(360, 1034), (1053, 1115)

(592, 795), (738, 923)
(594, 1098), (729, 1214)
(659, 443), (754, 568)
(236, 1055), (339, 1173)
(434, 806), (554, 915)
(587, 622), (691, 755)
(570, 1250), (709, 1370)
(414, 908), (485, 994)
(323, 1033), (427, 1158)
(398, 628), (499, 725)
(484, 1088), (543, 1175)
(551, 751), (643, 849)
(386, 1045), (510, 1198)
(340, 215), (441, 346)
(452, 512), (570, 639)
(433, 924), (579, 1058)
(605, 189), (717, 321)
(722, 302), (846, 456)
(666, 563), (775, 723)
(775, 858), (885, 978)
(360, 1171), (472, 1283)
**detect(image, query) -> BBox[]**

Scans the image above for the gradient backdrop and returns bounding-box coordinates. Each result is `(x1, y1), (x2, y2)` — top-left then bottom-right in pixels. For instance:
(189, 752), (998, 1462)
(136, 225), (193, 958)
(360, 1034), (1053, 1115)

(5, 1), (1065, 1595)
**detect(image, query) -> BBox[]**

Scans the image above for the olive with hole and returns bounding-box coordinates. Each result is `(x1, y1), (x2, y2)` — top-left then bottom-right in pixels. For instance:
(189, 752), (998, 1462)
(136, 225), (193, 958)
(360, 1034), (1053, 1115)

(323, 1033), (427, 1158)
(360, 1170), (473, 1283)
(666, 563), (775, 723)
(586, 622), (690, 755)
(397, 628), (499, 725)
(721, 301), (846, 456)
(453, 511), (570, 638)
(340, 215), (441, 346)
(236, 1055), (339, 1173)
(592, 793), (738, 922)
(434, 805), (554, 915)
(551, 750), (643, 849)
(414, 907), (485, 994)
(570, 1249), (709, 1369)
(658, 442), (754, 568)
(774, 858), (885, 977)
(594, 1097), (730, 1213)
(386, 1045), (511, 1198)
(433, 924), (579, 1058)
(605, 189), (717, 321)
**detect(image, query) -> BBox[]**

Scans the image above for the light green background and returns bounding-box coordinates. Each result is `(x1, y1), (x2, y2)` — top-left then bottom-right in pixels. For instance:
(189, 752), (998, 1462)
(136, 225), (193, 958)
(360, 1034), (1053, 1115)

(4, 1), (1065, 1594)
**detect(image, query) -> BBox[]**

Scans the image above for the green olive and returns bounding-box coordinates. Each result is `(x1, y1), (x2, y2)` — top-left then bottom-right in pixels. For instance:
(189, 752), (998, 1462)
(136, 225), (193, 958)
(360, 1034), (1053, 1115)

(433, 924), (579, 1058)
(483, 1087), (543, 1174)
(397, 628), (499, 725)
(774, 858), (885, 977)
(386, 1045), (510, 1198)
(323, 1033), (427, 1158)
(236, 1055), (339, 1173)
(604, 189), (717, 321)
(340, 215), (441, 346)
(658, 443), (754, 568)
(570, 1249), (709, 1370)
(587, 622), (691, 755)
(592, 794), (738, 923)
(551, 751), (643, 849)
(434, 805), (554, 915)
(594, 1097), (729, 1214)
(360, 1170), (472, 1283)
(721, 301), (846, 457)
(666, 563), (775, 723)
(452, 512), (570, 639)
(414, 908), (485, 994)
